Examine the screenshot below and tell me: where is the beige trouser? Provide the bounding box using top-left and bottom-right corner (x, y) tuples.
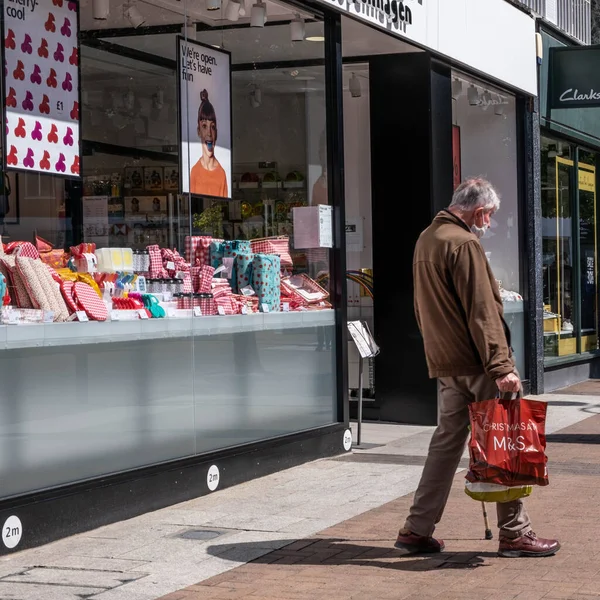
(404, 372), (532, 540)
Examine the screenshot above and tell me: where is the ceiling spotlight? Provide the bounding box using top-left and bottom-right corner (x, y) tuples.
(206, 0), (221, 10)
(349, 72), (361, 98)
(306, 36), (325, 42)
(93, 0), (110, 20)
(451, 78), (462, 100)
(226, 0), (241, 21)
(291, 13), (305, 41)
(182, 19), (196, 40)
(250, 85), (262, 108)
(124, 3), (145, 28)
(251, 1), (266, 27)
(467, 84), (479, 106)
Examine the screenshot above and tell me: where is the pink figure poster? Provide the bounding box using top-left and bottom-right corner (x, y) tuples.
(3, 0), (80, 177)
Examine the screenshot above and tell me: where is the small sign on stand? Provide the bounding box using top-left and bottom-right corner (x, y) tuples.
(347, 320), (379, 448)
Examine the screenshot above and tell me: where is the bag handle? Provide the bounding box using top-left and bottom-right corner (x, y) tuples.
(497, 391), (522, 401)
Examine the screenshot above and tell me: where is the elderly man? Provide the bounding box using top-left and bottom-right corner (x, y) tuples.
(395, 178), (559, 558)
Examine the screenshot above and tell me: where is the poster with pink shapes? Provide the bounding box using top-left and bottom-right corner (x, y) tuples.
(2, 0), (80, 177)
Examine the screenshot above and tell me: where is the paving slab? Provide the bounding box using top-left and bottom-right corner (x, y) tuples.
(157, 412), (600, 600)
(0, 394), (592, 600)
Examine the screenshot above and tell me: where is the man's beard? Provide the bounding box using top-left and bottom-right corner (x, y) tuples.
(471, 224), (488, 239)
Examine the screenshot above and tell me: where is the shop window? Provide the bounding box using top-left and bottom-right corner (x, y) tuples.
(541, 136), (600, 360)
(0, 1), (337, 499)
(451, 71), (525, 378)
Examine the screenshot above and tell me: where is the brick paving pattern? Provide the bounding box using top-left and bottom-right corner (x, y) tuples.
(159, 414), (600, 600)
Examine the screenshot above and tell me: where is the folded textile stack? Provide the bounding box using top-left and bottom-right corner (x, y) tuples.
(195, 265), (215, 294)
(251, 254), (281, 312)
(190, 266), (201, 292)
(232, 294), (259, 314)
(212, 278), (239, 315)
(185, 236), (218, 266)
(236, 252), (254, 294)
(216, 295), (238, 315)
(161, 248), (189, 278)
(210, 240), (251, 293)
(280, 285), (303, 311)
(147, 245), (168, 278)
(250, 236), (293, 268)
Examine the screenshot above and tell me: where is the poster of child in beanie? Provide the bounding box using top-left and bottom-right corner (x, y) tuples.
(178, 37), (232, 198)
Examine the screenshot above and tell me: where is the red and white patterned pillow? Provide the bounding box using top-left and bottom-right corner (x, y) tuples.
(60, 280), (80, 314)
(5, 241), (40, 260)
(73, 281), (108, 321)
(0, 255), (34, 308)
(16, 257), (70, 321)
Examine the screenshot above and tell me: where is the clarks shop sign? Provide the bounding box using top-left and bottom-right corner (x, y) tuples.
(321, 0), (426, 42)
(549, 45), (600, 109)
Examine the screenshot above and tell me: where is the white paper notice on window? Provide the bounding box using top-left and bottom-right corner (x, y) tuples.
(318, 205), (333, 248)
(82, 196), (109, 246)
(292, 205), (334, 249)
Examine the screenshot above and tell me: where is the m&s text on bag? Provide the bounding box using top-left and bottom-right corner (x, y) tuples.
(493, 435), (526, 452)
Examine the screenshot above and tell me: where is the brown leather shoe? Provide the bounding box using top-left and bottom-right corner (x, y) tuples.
(498, 531), (560, 558)
(394, 530), (445, 555)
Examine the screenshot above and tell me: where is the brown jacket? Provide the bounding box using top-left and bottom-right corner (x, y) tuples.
(413, 209), (514, 380)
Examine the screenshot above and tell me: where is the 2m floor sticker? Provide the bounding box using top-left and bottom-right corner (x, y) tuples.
(343, 429), (353, 451)
(2, 516), (22, 549)
(207, 465), (220, 492)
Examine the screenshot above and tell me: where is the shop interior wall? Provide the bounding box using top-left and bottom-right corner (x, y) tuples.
(233, 89), (307, 167)
(370, 52), (440, 426)
(453, 88), (520, 293)
(0, 174), (65, 245)
(452, 83), (525, 377)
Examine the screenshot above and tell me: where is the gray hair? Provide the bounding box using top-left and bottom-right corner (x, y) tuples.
(449, 177), (501, 213)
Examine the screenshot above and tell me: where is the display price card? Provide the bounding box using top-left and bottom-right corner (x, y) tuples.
(2, 0), (81, 176)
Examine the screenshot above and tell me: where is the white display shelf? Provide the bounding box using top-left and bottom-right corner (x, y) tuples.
(0, 310), (335, 351)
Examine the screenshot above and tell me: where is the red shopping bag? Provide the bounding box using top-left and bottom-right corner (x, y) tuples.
(466, 397), (549, 489)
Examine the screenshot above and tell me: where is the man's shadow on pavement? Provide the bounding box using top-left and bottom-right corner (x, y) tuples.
(206, 538), (496, 572)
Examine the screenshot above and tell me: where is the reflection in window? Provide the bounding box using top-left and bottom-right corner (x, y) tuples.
(451, 70), (525, 376)
(541, 138), (600, 359)
(579, 150), (598, 353)
(541, 138), (575, 357)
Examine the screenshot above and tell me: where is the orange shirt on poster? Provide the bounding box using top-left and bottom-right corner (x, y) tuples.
(190, 160), (228, 197)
